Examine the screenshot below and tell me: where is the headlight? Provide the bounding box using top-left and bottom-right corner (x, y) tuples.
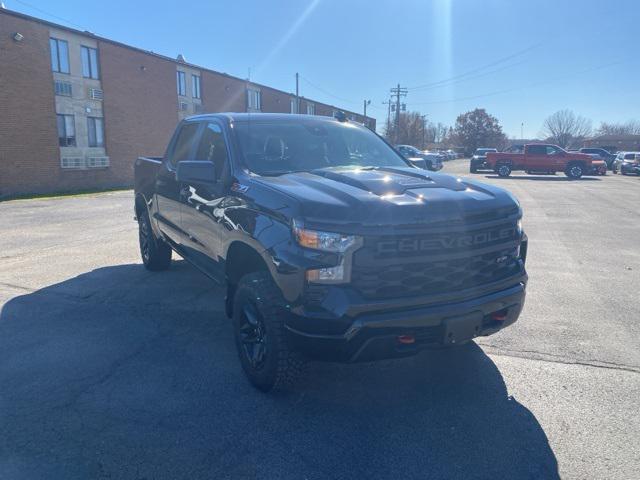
(293, 222), (358, 253)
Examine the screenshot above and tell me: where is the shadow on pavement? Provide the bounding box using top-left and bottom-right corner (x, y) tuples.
(0, 262), (558, 479)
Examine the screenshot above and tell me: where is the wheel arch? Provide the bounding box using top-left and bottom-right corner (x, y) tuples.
(224, 241), (271, 318)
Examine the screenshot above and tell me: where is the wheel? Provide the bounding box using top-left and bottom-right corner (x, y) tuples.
(496, 164), (512, 177)
(233, 271), (305, 392)
(426, 162), (433, 171)
(565, 163), (584, 179)
(138, 208), (172, 271)
(469, 165), (477, 173)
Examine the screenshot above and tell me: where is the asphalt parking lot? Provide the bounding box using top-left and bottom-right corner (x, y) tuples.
(1, 160), (639, 479)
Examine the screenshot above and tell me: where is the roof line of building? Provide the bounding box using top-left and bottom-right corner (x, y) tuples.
(0, 7), (366, 119)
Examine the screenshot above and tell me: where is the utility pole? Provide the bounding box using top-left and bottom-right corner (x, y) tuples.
(363, 99), (371, 126)
(421, 114), (428, 150)
(521, 122), (524, 139)
(389, 84), (408, 144)
(295, 72), (299, 113)
(382, 99), (392, 137)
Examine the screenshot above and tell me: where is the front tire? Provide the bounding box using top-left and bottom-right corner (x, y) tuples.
(469, 165), (477, 173)
(138, 208), (172, 271)
(232, 271), (305, 392)
(565, 163), (584, 179)
(496, 164), (512, 177)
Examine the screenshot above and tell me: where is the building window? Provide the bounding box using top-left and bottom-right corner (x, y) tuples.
(87, 117), (104, 147)
(81, 46), (100, 79)
(56, 114), (76, 147)
(247, 88), (261, 111)
(50, 38), (69, 74)
(54, 80), (72, 97)
(192, 74), (201, 99)
(306, 102), (315, 115)
(177, 71), (186, 96)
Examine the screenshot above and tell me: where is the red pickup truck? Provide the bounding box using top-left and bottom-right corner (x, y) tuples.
(486, 144), (594, 179)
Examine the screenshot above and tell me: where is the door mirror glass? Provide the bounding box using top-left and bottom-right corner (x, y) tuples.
(176, 160), (217, 184)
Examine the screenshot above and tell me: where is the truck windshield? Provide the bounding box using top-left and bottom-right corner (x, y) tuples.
(233, 120), (408, 175)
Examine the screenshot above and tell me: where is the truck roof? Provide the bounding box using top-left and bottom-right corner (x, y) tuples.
(184, 112), (346, 124)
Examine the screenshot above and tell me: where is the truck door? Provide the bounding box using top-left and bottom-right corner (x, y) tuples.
(155, 121), (200, 246)
(524, 144), (547, 170)
(545, 145), (566, 170)
(178, 121), (232, 282)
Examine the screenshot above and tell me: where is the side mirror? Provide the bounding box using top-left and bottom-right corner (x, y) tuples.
(176, 160), (216, 184)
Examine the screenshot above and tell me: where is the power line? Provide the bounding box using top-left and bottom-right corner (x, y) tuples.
(300, 75), (383, 111)
(407, 43), (541, 91)
(407, 59), (627, 106)
(410, 59), (527, 94)
(11, 0), (90, 31)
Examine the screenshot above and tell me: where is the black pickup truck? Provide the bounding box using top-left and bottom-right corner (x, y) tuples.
(134, 113), (528, 392)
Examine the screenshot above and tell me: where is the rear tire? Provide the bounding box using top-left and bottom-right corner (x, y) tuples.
(232, 271), (305, 392)
(469, 165), (477, 173)
(496, 164), (512, 177)
(138, 208), (172, 271)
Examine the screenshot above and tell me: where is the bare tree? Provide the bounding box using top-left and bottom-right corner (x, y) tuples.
(383, 111), (432, 148)
(541, 110), (592, 148)
(423, 122), (448, 145)
(596, 120), (640, 136)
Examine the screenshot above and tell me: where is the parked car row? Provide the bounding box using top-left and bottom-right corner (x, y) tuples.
(467, 144), (620, 178)
(395, 145), (443, 171)
(612, 152), (640, 175)
(469, 144), (600, 179)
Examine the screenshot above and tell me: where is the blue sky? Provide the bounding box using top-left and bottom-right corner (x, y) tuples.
(9, 0), (639, 137)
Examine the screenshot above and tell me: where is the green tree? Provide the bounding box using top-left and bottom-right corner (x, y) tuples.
(452, 108), (507, 154)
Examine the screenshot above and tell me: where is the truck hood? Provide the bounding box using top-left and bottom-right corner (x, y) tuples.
(253, 167), (519, 227)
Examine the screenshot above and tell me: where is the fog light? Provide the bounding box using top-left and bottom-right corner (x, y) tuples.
(397, 335), (415, 344)
(491, 309), (509, 321)
(306, 264), (345, 283)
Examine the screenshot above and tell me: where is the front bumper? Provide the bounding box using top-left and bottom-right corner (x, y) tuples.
(586, 164), (607, 175)
(285, 280), (526, 362)
(470, 158), (488, 169)
(621, 164), (640, 174)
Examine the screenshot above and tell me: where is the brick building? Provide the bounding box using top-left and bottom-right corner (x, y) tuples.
(0, 8), (374, 198)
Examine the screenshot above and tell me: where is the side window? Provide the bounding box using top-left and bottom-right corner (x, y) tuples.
(195, 123), (228, 179)
(624, 153), (635, 160)
(168, 123), (200, 166)
(545, 146), (560, 155)
(527, 145), (546, 155)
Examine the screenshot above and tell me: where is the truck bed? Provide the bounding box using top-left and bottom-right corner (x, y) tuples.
(134, 156), (163, 201)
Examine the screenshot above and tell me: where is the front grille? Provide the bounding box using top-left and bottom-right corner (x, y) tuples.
(351, 224), (521, 299)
